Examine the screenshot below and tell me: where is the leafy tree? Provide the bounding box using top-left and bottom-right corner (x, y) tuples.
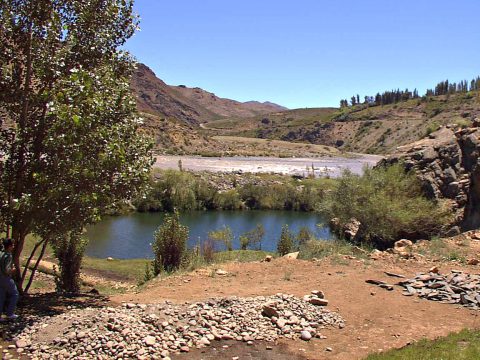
(0, 0), (153, 292)
(152, 211), (188, 274)
(277, 224), (294, 256)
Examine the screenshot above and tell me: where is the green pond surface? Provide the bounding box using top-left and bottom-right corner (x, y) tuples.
(85, 211), (334, 259)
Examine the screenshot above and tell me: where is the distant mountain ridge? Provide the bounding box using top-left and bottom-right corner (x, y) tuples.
(131, 63), (287, 125)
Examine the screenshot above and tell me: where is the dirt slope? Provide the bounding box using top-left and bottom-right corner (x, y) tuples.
(131, 63), (286, 126)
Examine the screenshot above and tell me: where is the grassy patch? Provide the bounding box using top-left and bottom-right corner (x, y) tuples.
(417, 237), (468, 263)
(366, 329), (480, 360)
(298, 239), (372, 261)
(213, 250), (271, 263)
(82, 257), (150, 281)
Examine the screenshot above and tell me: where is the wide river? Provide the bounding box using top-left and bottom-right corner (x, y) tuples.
(85, 211), (333, 259)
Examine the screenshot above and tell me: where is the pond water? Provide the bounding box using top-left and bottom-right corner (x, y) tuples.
(85, 211), (334, 259)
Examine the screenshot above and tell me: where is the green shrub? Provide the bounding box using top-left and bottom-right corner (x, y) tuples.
(208, 225), (234, 251)
(296, 227), (313, 247)
(318, 164), (450, 248)
(152, 211), (188, 274)
(201, 238), (216, 263)
(52, 231), (88, 293)
(214, 190), (244, 210)
(277, 224), (294, 255)
(239, 224), (265, 250)
(424, 121), (440, 137)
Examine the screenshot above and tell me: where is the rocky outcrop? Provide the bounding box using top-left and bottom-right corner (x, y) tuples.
(381, 121), (480, 231)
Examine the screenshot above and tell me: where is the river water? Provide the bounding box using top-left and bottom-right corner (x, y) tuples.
(85, 211), (333, 259)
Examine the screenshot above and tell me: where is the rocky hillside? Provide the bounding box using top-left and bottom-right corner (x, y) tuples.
(381, 120), (480, 231)
(131, 63), (286, 125)
(207, 92), (480, 155)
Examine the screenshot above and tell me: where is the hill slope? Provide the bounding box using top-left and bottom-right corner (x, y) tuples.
(131, 63), (286, 125)
(206, 92), (480, 154)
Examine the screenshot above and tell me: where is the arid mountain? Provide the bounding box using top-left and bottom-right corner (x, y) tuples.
(131, 63), (286, 125)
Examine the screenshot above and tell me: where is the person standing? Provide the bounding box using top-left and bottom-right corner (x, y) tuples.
(0, 238), (19, 320)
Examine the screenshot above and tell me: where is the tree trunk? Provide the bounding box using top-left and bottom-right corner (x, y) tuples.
(24, 239), (49, 294)
(12, 227), (28, 293)
(21, 238), (45, 284)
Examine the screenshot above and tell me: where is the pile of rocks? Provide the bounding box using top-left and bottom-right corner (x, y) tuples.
(4, 293), (344, 359)
(399, 270), (480, 309)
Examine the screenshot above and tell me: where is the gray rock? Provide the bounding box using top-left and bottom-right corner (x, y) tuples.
(300, 331), (312, 341)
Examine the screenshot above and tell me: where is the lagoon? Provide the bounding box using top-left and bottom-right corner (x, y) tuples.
(85, 210), (333, 259)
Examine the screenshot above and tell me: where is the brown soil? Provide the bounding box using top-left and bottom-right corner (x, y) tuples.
(113, 256), (480, 360)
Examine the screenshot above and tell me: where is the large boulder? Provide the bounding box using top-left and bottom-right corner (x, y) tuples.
(330, 217), (362, 241)
(380, 124), (480, 231)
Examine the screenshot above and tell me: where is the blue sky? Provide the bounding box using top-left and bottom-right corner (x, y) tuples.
(126, 1), (480, 109)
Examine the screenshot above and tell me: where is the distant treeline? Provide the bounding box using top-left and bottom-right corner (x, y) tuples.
(340, 75), (480, 108)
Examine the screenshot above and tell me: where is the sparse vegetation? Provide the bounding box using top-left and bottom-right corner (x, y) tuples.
(239, 224), (265, 250)
(366, 329), (480, 360)
(298, 239), (371, 261)
(208, 226), (234, 251)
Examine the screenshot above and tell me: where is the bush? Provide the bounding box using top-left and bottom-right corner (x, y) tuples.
(52, 231), (88, 293)
(214, 190), (244, 210)
(152, 211), (189, 274)
(201, 238), (216, 263)
(208, 226), (233, 251)
(239, 224), (265, 250)
(318, 164), (450, 248)
(296, 227), (313, 247)
(277, 224), (294, 255)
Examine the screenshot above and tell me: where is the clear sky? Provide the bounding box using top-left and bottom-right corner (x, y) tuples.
(125, 1), (480, 109)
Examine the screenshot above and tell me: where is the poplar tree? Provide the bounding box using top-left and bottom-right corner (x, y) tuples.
(0, 0), (153, 292)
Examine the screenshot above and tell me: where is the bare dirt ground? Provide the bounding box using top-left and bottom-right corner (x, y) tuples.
(113, 255), (480, 360)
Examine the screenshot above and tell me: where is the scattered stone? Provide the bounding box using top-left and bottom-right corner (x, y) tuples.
(384, 271), (406, 278)
(311, 290), (325, 298)
(6, 293), (344, 359)
(144, 335), (156, 346)
(300, 331), (312, 341)
(262, 302), (280, 318)
(283, 252), (299, 260)
(365, 279), (394, 291)
(399, 270), (480, 309)
(263, 255), (273, 262)
(309, 298), (329, 306)
(393, 239), (413, 255)
(215, 269), (228, 276)
(467, 259), (479, 265)
(106, 257), (114, 261)
(14, 340), (27, 349)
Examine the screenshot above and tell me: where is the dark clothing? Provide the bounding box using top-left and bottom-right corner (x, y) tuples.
(0, 275), (18, 316)
(0, 251), (18, 316)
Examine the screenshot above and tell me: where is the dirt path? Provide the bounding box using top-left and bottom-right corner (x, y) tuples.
(113, 257), (480, 360)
